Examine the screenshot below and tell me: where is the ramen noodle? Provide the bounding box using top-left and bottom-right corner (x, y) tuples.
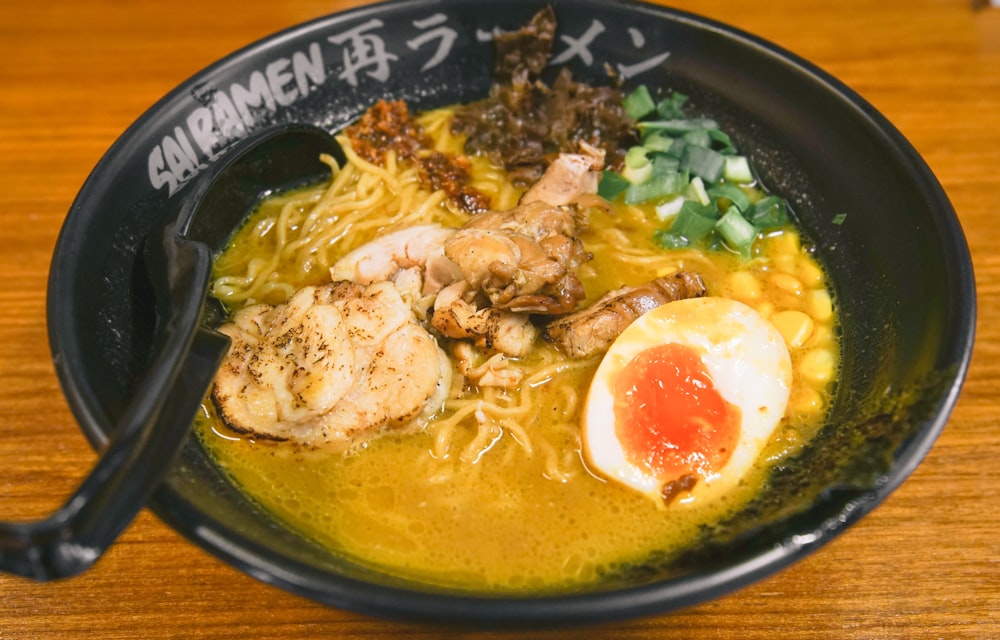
(195, 95), (840, 592)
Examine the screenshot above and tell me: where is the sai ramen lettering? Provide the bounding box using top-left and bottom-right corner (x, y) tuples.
(147, 13), (671, 196)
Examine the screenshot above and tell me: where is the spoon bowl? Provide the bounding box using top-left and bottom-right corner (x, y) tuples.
(0, 123), (342, 580)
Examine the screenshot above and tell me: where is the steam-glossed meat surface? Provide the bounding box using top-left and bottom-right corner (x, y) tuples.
(520, 144), (605, 207)
(212, 280), (451, 448)
(444, 200), (592, 314)
(430, 280), (539, 357)
(330, 223), (458, 294)
(544, 272), (708, 358)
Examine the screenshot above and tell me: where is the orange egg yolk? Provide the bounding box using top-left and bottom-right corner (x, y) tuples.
(613, 342), (741, 486)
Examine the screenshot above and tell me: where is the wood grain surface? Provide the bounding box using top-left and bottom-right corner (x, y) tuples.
(1, 1), (997, 638)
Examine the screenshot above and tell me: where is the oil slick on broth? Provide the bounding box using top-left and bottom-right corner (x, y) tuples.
(193, 103), (839, 592)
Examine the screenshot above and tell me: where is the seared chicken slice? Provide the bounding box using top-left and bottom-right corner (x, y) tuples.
(520, 144), (605, 207)
(212, 280), (451, 448)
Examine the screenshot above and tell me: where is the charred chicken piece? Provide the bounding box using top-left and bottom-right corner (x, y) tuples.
(543, 272), (707, 358)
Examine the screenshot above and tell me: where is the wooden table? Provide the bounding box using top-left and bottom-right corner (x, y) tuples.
(1, 0), (997, 637)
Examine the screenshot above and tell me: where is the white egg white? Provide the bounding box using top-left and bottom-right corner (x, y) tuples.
(582, 296), (792, 508)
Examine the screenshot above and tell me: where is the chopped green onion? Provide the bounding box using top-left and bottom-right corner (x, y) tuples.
(653, 230), (691, 249)
(598, 170), (630, 201)
(663, 138), (687, 160)
(832, 212), (848, 225)
(681, 128), (712, 149)
(707, 129), (736, 155)
(655, 195), (686, 220)
(625, 145), (650, 169)
(621, 163), (652, 185)
(669, 200), (719, 243)
(600, 88), (797, 264)
(624, 170), (689, 204)
(623, 85), (656, 121)
(638, 118), (720, 137)
(724, 155), (753, 183)
(746, 196), (789, 229)
(643, 132), (673, 153)
(650, 154), (680, 177)
(656, 91), (688, 119)
(716, 207), (757, 258)
(707, 183), (751, 214)
(685, 176), (710, 206)
(622, 146), (652, 184)
(681, 145), (725, 183)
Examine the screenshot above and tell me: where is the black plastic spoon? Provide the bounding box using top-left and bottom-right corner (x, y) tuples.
(0, 123), (343, 580)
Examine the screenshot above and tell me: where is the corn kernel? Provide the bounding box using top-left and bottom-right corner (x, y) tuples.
(755, 301), (775, 319)
(799, 348), (837, 384)
(769, 230), (801, 255)
(772, 310), (814, 348)
(770, 273), (803, 296)
(774, 252), (797, 274)
(728, 271), (762, 302)
(789, 386), (824, 417)
(805, 324), (834, 348)
(797, 260), (825, 288)
(807, 289), (833, 322)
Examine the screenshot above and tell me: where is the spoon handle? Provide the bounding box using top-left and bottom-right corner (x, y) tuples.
(0, 236), (229, 580)
(3, 122), (339, 580)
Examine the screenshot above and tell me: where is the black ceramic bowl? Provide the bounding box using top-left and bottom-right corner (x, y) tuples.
(41, 0), (974, 627)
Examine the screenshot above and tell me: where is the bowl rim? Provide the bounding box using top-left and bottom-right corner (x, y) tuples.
(46, 0), (976, 626)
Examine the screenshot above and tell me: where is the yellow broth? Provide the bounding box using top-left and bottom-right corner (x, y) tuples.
(196, 109), (839, 593)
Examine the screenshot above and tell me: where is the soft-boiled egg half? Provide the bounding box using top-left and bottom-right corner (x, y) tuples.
(582, 296), (792, 508)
